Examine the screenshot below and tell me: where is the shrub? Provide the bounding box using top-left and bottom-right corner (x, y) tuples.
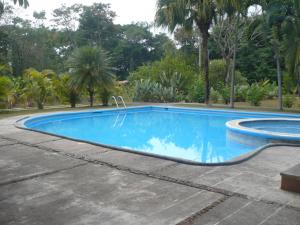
(53, 74), (80, 108)
(129, 54), (196, 95)
(209, 59), (247, 90)
(210, 88), (220, 103)
(188, 78), (205, 103)
(23, 68), (53, 109)
(283, 72), (295, 94)
(218, 85), (230, 104)
(235, 85), (249, 102)
(263, 81), (278, 99)
(246, 83), (266, 106)
(283, 94), (295, 108)
(99, 87), (112, 106)
(133, 79), (176, 103)
(0, 76), (13, 109)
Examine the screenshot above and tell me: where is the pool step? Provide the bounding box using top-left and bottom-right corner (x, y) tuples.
(280, 163), (300, 193)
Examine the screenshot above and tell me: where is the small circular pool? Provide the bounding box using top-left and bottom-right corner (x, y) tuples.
(226, 118), (300, 143)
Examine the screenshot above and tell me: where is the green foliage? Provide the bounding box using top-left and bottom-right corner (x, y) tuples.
(68, 46), (114, 107)
(98, 86), (113, 106)
(188, 78), (205, 103)
(133, 79), (175, 103)
(218, 85), (231, 104)
(78, 3), (117, 48)
(246, 83), (266, 106)
(283, 94), (295, 108)
(53, 73), (80, 108)
(210, 88), (220, 103)
(22, 68), (53, 109)
(263, 81), (278, 99)
(0, 76), (13, 108)
(235, 85), (249, 102)
(0, 64), (12, 76)
(283, 0), (300, 89)
(129, 54), (196, 95)
(209, 59), (247, 89)
(209, 59), (227, 89)
(283, 72), (296, 94)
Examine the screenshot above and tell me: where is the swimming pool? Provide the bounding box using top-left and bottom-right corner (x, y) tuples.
(18, 106), (300, 165)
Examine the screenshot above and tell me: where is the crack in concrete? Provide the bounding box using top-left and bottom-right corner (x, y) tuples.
(0, 162), (88, 186)
(1, 135), (300, 213)
(0, 143), (18, 148)
(176, 195), (230, 225)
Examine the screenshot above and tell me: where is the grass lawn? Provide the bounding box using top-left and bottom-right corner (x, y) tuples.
(1, 99), (300, 120)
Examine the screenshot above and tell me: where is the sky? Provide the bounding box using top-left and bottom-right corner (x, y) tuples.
(22, 0), (158, 25)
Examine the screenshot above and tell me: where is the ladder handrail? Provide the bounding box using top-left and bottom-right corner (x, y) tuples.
(117, 96), (127, 109)
(112, 96), (119, 108)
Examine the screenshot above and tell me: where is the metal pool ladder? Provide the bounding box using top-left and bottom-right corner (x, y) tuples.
(112, 96), (127, 109)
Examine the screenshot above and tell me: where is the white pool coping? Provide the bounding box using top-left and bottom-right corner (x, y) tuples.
(226, 118), (300, 141)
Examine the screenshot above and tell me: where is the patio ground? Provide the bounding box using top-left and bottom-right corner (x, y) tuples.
(0, 114), (300, 225)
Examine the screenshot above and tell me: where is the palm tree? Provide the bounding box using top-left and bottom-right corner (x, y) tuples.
(283, 0), (300, 96)
(246, 0), (291, 110)
(155, 0), (216, 104)
(214, 0), (243, 108)
(13, 0), (29, 8)
(263, 0), (292, 110)
(68, 46), (114, 107)
(0, 0), (29, 17)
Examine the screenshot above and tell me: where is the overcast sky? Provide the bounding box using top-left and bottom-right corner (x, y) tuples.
(22, 0), (158, 25)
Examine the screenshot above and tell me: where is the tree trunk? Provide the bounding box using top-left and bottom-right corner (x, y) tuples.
(202, 31), (210, 105)
(230, 15), (239, 109)
(296, 68), (300, 97)
(225, 57), (231, 85)
(70, 91), (77, 108)
(37, 101), (43, 110)
(198, 34), (202, 73)
(88, 89), (94, 107)
(230, 46), (236, 108)
(276, 52), (283, 110)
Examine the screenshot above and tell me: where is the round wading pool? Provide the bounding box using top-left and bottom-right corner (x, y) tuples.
(16, 106), (300, 165)
(226, 118), (300, 145)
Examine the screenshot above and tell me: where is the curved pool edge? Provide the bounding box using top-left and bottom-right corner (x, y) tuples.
(226, 118), (300, 142)
(13, 105), (300, 166)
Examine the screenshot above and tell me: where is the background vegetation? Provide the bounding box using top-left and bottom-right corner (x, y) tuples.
(0, 0), (300, 111)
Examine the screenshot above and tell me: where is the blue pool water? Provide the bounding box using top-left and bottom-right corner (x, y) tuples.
(23, 106), (300, 164)
(242, 120), (300, 134)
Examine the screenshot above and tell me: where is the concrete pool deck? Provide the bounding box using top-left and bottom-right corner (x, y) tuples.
(0, 114), (300, 224)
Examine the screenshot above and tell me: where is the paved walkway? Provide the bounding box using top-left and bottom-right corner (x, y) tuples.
(0, 114), (300, 225)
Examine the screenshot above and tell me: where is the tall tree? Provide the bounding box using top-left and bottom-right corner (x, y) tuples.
(263, 0), (292, 110)
(215, 0), (245, 108)
(77, 3), (117, 49)
(283, 0), (300, 96)
(68, 46), (114, 107)
(155, 0), (216, 104)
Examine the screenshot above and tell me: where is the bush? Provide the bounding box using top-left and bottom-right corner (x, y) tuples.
(188, 78), (205, 103)
(218, 85), (230, 104)
(246, 83), (266, 106)
(283, 94), (295, 108)
(235, 85), (249, 102)
(129, 54), (196, 95)
(133, 79), (176, 103)
(23, 68), (53, 109)
(283, 72), (295, 94)
(263, 81), (278, 99)
(0, 76), (13, 109)
(209, 59), (247, 90)
(210, 88), (220, 103)
(99, 87), (112, 106)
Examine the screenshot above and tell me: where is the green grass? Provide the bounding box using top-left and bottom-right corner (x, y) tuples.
(174, 99), (300, 114)
(0, 105), (114, 120)
(1, 99), (300, 120)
